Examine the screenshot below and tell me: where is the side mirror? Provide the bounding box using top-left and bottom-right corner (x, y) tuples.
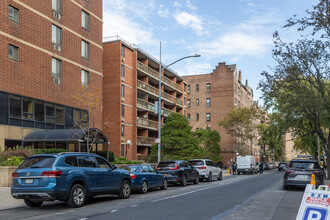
(112, 165), (117, 170)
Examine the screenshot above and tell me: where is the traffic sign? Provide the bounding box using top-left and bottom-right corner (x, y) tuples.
(155, 138), (160, 144)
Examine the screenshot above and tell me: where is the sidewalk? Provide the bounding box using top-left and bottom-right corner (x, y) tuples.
(0, 187), (25, 210)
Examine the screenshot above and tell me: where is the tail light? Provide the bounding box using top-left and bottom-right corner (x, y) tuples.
(198, 166), (207, 169)
(41, 171), (62, 177)
(156, 168), (161, 170)
(130, 173), (136, 179)
(12, 172), (18, 178)
(250, 164), (252, 168)
(286, 169), (294, 173)
(170, 163), (179, 170)
(314, 171), (323, 175)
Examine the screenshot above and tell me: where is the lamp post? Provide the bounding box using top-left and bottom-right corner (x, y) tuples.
(157, 42), (201, 163)
(125, 140), (131, 159)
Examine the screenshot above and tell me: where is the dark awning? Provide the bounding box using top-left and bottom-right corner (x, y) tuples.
(23, 128), (109, 143)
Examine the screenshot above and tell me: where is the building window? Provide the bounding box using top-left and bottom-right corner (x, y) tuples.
(121, 144), (125, 157)
(52, 25), (61, 46)
(10, 96), (21, 118)
(9, 6), (19, 22)
(121, 44), (125, 57)
(184, 110), (186, 116)
(121, 104), (125, 117)
(184, 97), (186, 105)
(52, 0), (62, 13)
(196, 113), (199, 121)
(9, 44), (19, 60)
(184, 84), (186, 92)
(187, 114), (190, 121)
(81, 10), (89, 31)
(121, 65), (125, 78)
(23, 99), (34, 119)
(81, 40), (89, 59)
(196, 99), (199, 106)
(206, 83), (211, 93)
(206, 98), (211, 107)
(56, 106), (64, 124)
(52, 58), (61, 78)
(196, 84), (199, 91)
(35, 101), (44, 121)
(187, 99), (190, 108)
(81, 70), (89, 86)
(121, 85), (125, 97)
(206, 113), (211, 122)
(121, 124), (125, 137)
(46, 103), (55, 123)
(188, 85), (190, 94)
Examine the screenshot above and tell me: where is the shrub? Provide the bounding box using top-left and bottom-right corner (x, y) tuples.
(34, 149), (68, 154)
(113, 156), (141, 164)
(0, 156), (24, 166)
(92, 151), (115, 162)
(0, 146), (33, 159)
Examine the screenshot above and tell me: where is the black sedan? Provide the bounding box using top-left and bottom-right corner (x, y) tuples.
(156, 161), (199, 186)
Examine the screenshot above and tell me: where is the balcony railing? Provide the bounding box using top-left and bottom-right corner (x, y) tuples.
(137, 98), (175, 117)
(162, 76), (183, 91)
(137, 136), (156, 146)
(137, 117), (158, 130)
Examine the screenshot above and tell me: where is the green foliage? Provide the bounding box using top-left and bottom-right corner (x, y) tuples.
(92, 151), (115, 162)
(113, 156), (141, 164)
(34, 149), (69, 154)
(193, 128), (222, 162)
(0, 156), (24, 166)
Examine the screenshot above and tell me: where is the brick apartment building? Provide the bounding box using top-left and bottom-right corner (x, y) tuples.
(183, 63), (255, 167)
(0, 0), (103, 150)
(103, 37), (187, 161)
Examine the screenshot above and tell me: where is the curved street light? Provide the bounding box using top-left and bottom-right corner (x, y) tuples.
(157, 42), (201, 162)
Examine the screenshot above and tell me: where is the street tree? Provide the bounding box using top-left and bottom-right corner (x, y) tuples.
(193, 128), (222, 162)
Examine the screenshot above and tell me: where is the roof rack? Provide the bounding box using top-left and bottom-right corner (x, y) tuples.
(58, 152), (98, 156)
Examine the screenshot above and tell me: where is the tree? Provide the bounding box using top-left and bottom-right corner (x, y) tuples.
(218, 106), (260, 155)
(193, 128), (222, 162)
(150, 113), (205, 161)
(258, 0), (330, 176)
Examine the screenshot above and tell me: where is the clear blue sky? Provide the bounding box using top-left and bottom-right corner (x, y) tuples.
(103, 0), (318, 103)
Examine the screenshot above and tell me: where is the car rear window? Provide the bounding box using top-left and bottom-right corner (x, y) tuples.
(157, 162), (176, 168)
(189, 160), (204, 166)
(18, 156), (56, 169)
(279, 163), (287, 167)
(121, 166), (138, 172)
(289, 161), (320, 169)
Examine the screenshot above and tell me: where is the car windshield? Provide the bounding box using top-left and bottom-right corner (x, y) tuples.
(157, 162), (176, 168)
(279, 164), (286, 167)
(17, 156), (56, 169)
(289, 162), (320, 169)
(189, 160), (204, 166)
(120, 166), (138, 172)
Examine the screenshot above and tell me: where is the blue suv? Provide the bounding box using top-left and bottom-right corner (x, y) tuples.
(11, 153), (132, 208)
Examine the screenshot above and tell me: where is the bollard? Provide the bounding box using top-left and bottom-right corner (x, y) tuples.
(310, 174), (316, 185)
(229, 168), (232, 174)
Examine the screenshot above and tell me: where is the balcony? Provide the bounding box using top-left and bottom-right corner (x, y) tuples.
(137, 136), (156, 146)
(162, 76), (183, 92)
(137, 98), (175, 117)
(137, 117), (158, 130)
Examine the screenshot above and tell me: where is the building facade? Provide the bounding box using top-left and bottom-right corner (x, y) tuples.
(0, 0), (103, 150)
(103, 37), (187, 161)
(183, 62), (254, 167)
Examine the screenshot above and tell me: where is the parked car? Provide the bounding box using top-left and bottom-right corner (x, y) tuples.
(120, 164), (168, 193)
(156, 161), (199, 186)
(11, 153), (132, 208)
(236, 156), (258, 174)
(268, 162), (275, 170)
(189, 159), (222, 182)
(283, 158), (324, 190)
(278, 162), (287, 171)
(264, 162), (270, 170)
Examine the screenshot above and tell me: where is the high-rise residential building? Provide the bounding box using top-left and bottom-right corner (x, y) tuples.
(183, 62), (254, 167)
(103, 36), (187, 161)
(0, 0), (103, 150)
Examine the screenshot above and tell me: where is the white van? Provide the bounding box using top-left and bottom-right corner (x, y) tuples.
(236, 156), (258, 174)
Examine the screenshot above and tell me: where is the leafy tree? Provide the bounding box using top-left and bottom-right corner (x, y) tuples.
(218, 106), (260, 155)
(193, 128), (222, 162)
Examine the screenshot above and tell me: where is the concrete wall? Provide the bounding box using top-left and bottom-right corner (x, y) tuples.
(0, 125), (36, 150)
(0, 166), (17, 187)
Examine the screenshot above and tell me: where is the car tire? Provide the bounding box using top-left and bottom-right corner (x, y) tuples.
(207, 172), (212, 182)
(118, 180), (131, 199)
(161, 179), (168, 190)
(193, 174), (199, 184)
(180, 175), (187, 186)
(139, 180), (148, 194)
(283, 184), (289, 190)
(238, 172), (240, 175)
(67, 184), (86, 208)
(217, 172), (222, 181)
(24, 199), (43, 207)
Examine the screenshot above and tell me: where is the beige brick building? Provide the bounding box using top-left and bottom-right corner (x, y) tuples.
(183, 62), (254, 166)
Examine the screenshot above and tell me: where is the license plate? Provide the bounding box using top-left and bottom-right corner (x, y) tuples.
(295, 175), (310, 181)
(25, 179), (33, 184)
(164, 174), (168, 176)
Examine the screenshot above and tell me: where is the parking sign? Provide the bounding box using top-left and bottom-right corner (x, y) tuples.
(303, 207), (328, 220)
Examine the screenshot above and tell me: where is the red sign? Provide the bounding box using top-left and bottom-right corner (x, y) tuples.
(306, 197), (330, 207)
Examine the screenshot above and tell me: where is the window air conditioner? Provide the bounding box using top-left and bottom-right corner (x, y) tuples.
(54, 12), (61, 19)
(53, 77), (61, 84)
(53, 44), (61, 52)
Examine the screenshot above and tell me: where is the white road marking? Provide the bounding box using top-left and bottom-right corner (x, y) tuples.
(130, 205), (138, 207)
(111, 210), (118, 213)
(78, 218), (87, 220)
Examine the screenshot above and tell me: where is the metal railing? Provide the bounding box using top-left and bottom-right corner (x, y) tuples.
(162, 76), (183, 91)
(137, 136), (156, 146)
(137, 117), (158, 130)
(137, 98), (175, 117)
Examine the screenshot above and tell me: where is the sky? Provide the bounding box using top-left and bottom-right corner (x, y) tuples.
(102, 0), (318, 103)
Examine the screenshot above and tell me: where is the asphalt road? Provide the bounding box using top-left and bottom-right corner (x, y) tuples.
(0, 170), (305, 220)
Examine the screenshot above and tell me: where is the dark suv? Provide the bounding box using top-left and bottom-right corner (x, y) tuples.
(11, 153), (132, 208)
(283, 158), (324, 190)
(156, 161), (199, 186)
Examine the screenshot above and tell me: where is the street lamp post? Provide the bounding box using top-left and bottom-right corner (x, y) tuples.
(157, 42), (200, 163)
(125, 140), (131, 159)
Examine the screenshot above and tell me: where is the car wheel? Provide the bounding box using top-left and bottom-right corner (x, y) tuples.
(193, 174), (199, 184)
(238, 172), (240, 175)
(24, 199), (43, 207)
(118, 180), (131, 199)
(217, 172), (222, 181)
(180, 175), (187, 186)
(283, 183), (288, 190)
(139, 180), (148, 194)
(207, 172), (212, 182)
(161, 179), (168, 190)
(67, 184), (86, 208)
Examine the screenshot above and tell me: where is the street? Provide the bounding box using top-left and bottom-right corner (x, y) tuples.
(0, 170), (306, 220)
